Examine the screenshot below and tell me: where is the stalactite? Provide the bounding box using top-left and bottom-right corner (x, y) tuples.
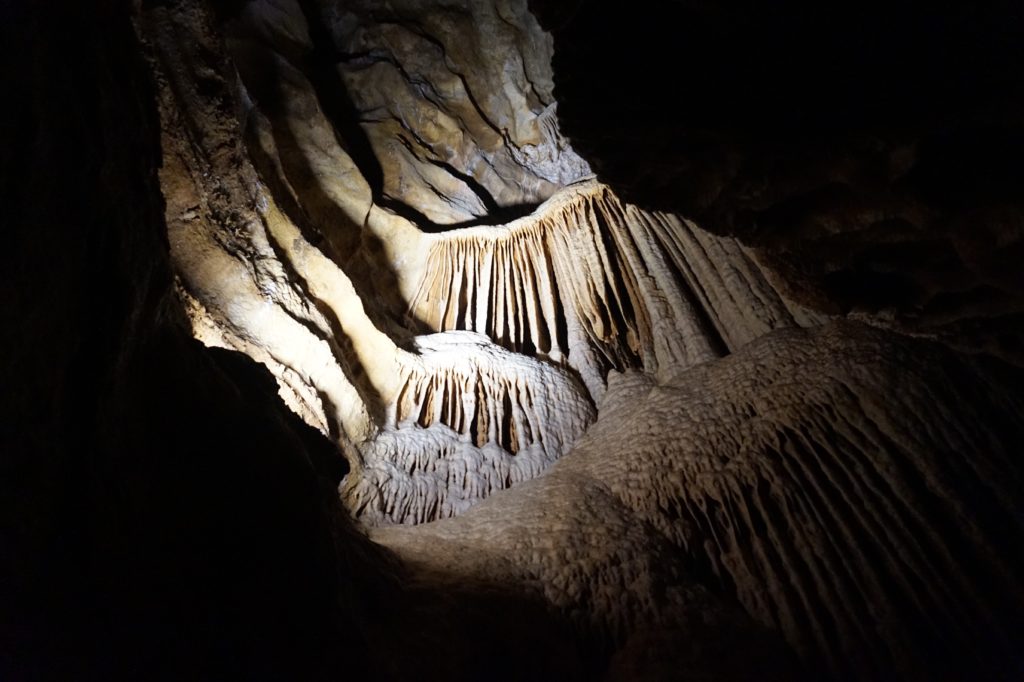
(409, 181), (818, 397)
(342, 331), (595, 525)
(147, 0), (820, 529)
(126, 3), (1024, 677)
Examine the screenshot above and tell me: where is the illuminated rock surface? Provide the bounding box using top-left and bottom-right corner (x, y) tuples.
(3, 0), (1024, 680)
(148, 0), (823, 526)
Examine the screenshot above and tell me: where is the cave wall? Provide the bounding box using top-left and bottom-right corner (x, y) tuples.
(144, 0), (830, 527)
(1, 1), (375, 678)
(4, 0), (1024, 680)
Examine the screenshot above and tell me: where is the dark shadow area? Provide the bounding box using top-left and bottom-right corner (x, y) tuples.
(295, 0), (385, 199)
(1, 5), (370, 680)
(226, 47), (395, 425)
(206, 346), (350, 484)
(378, 194), (540, 232)
(543, 0), (1024, 361)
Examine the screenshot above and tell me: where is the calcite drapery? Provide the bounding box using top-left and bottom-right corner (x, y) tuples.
(149, 0), (821, 525)
(133, 0), (1024, 677)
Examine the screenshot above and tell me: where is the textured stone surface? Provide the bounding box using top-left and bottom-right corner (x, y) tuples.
(145, 0), (824, 526)
(376, 321), (1024, 679)
(411, 182), (824, 397)
(5, 0), (1024, 680)
(231, 0), (589, 230)
(139, 0), (1024, 676)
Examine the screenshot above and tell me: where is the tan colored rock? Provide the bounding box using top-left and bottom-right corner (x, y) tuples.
(411, 181), (824, 397)
(146, 0), (821, 524)
(11, 1), (1024, 680)
(137, 0), (1024, 678)
(375, 322), (1024, 678)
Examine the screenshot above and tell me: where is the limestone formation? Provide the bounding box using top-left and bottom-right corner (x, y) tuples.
(345, 331), (595, 526)
(410, 182), (824, 396)
(375, 321), (1024, 679)
(5, 0), (1024, 680)
(147, 0), (830, 527)
(130, 0), (1024, 676)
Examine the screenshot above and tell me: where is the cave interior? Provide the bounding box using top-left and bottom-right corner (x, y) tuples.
(3, 0), (1024, 680)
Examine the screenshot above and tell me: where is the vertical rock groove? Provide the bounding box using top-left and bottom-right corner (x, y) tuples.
(411, 182), (818, 395)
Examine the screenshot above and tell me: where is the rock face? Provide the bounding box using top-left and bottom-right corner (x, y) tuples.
(230, 0), (589, 231)
(376, 322), (1024, 680)
(145, 0), (822, 526)
(4, 0), (1024, 680)
(314, 0), (591, 224)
